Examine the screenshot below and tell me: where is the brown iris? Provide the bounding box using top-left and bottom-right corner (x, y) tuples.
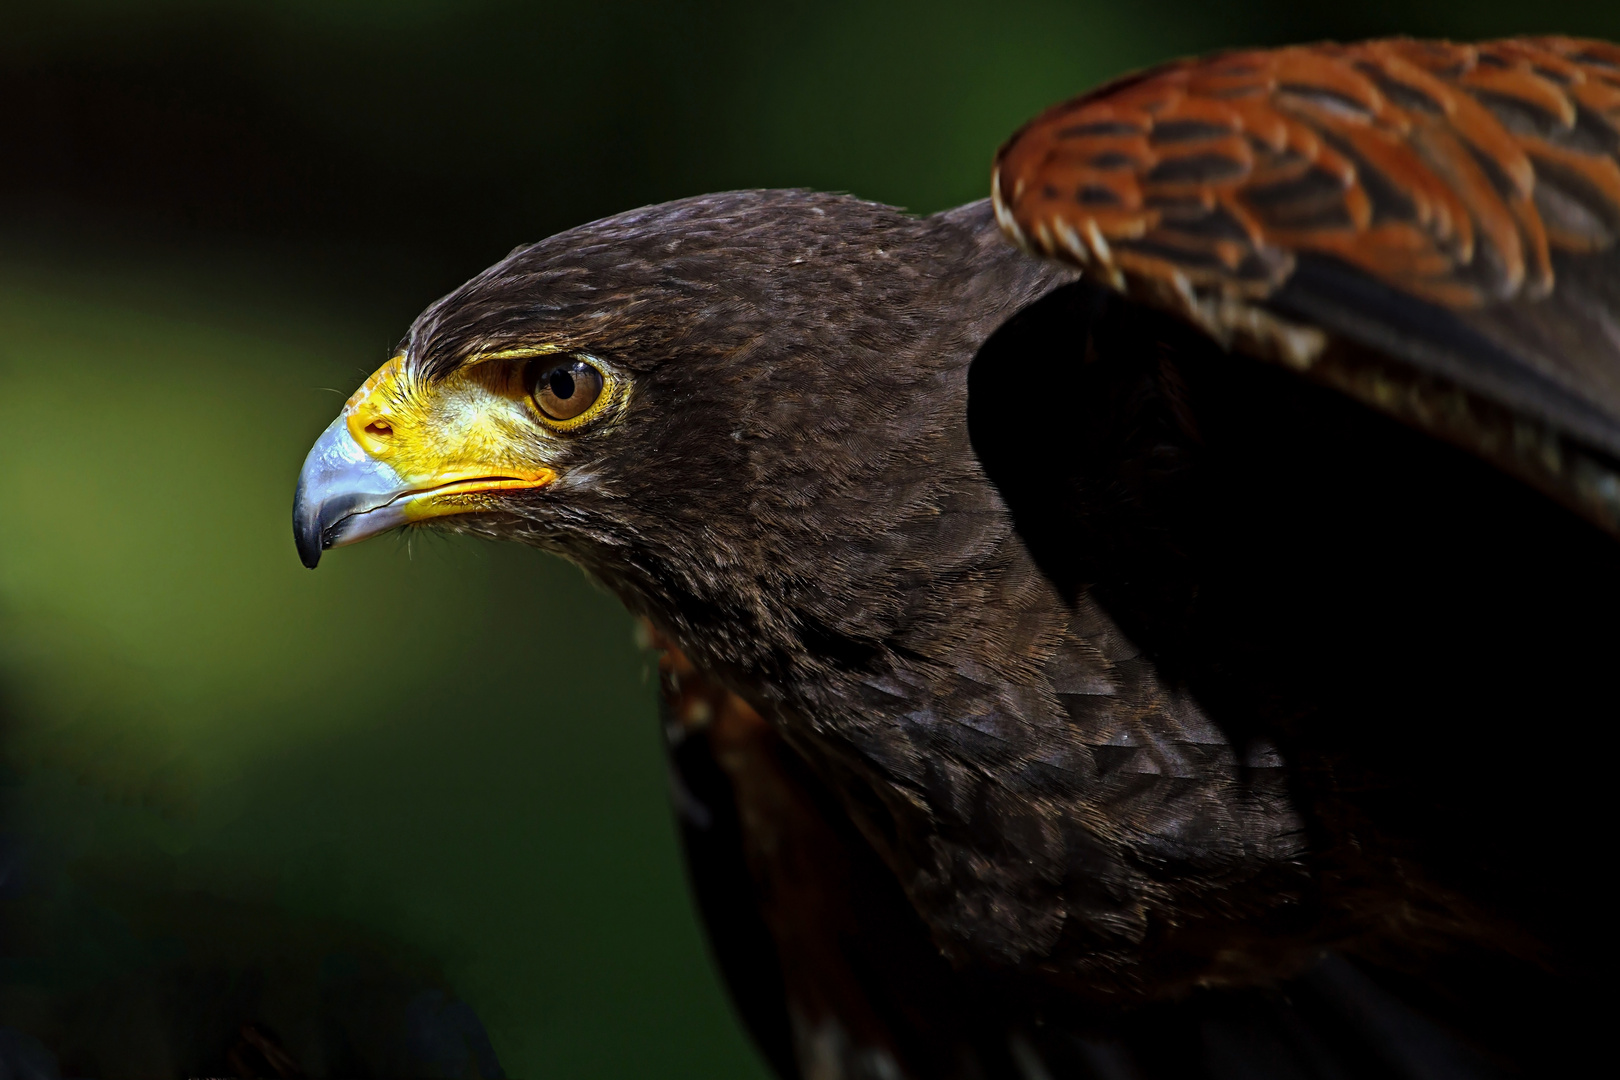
(527, 358), (605, 422)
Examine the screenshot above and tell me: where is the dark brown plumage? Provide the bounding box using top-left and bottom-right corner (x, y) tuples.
(294, 36), (1620, 1080)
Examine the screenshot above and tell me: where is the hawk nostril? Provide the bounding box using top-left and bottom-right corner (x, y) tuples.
(365, 420), (393, 438)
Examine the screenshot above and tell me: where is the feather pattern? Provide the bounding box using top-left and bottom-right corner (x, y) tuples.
(994, 36), (1620, 536)
(994, 37), (1620, 312)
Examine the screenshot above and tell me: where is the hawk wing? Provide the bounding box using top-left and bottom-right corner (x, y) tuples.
(994, 36), (1620, 533)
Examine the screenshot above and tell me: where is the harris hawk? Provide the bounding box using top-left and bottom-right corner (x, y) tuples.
(294, 37), (1620, 1080)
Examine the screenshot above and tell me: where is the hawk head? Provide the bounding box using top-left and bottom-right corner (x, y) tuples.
(293, 190), (1062, 670)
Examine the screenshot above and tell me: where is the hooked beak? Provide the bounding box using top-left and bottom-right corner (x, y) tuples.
(293, 415), (416, 568)
(293, 357), (557, 568)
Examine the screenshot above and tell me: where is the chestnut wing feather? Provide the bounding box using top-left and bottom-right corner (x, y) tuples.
(994, 36), (1620, 532)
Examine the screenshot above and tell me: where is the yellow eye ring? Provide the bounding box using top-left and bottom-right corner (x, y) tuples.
(524, 356), (617, 431)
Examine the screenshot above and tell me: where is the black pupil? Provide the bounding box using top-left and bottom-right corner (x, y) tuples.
(549, 367), (577, 400)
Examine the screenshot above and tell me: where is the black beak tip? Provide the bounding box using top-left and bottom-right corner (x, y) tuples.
(296, 526), (324, 569)
(294, 487), (325, 569)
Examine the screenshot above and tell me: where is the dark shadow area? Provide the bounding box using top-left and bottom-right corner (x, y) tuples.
(0, 816), (502, 1078)
(968, 281), (1615, 1072)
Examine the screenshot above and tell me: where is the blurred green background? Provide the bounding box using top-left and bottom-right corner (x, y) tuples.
(3, 1), (1617, 1077)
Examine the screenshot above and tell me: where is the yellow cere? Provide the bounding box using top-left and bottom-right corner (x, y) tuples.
(342, 354), (559, 519)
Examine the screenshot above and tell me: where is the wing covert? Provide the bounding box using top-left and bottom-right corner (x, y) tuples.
(994, 36), (1620, 533)
(995, 36), (1620, 315)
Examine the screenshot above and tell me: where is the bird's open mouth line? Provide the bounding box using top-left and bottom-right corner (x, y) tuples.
(318, 473), (556, 549)
(387, 474), (557, 503)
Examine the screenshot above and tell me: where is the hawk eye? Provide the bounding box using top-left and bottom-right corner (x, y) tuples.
(527, 358), (605, 423)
